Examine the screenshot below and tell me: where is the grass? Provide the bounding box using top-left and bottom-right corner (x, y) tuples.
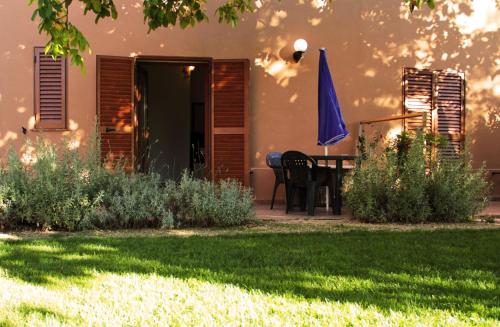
(0, 225), (498, 326)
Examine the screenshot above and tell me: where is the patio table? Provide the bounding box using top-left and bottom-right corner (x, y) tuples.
(311, 154), (356, 215)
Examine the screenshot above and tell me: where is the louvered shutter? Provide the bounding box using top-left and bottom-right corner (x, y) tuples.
(436, 71), (465, 157)
(34, 47), (66, 129)
(97, 56), (135, 169)
(403, 67), (465, 157)
(403, 68), (433, 132)
(212, 60), (250, 185)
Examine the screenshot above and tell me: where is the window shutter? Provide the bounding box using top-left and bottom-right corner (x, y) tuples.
(97, 56), (135, 169)
(436, 71), (465, 157)
(212, 60), (250, 185)
(34, 47), (66, 129)
(403, 67), (433, 132)
(403, 67), (465, 157)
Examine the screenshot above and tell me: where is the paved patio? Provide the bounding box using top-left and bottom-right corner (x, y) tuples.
(480, 201), (500, 217)
(255, 201), (500, 222)
(255, 203), (351, 221)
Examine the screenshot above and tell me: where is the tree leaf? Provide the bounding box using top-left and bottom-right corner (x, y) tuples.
(90, 0), (101, 12)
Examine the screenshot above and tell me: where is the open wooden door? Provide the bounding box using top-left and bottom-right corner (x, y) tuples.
(97, 56), (135, 169)
(212, 59), (250, 186)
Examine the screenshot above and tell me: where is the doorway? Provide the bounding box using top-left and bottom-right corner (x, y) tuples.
(97, 56), (249, 185)
(135, 59), (210, 180)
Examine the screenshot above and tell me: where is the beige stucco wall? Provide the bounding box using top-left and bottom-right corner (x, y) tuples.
(0, 0), (499, 200)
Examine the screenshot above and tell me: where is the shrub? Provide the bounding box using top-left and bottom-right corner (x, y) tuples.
(342, 150), (392, 223)
(385, 133), (431, 223)
(0, 140), (103, 230)
(215, 179), (254, 226)
(0, 137), (252, 231)
(344, 132), (489, 223)
(427, 148), (489, 222)
(165, 171), (254, 227)
(84, 172), (173, 229)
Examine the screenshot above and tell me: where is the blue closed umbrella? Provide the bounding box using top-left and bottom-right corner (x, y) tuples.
(318, 48), (349, 146)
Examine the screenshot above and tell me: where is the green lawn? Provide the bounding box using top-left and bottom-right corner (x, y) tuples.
(0, 226), (498, 326)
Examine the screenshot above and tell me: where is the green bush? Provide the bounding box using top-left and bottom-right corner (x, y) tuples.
(0, 137), (253, 231)
(215, 179), (254, 226)
(84, 172), (173, 229)
(344, 132), (489, 223)
(427, 150), (489, 222)
(385, 133), (431, 223)
(165, 171), (254, 227)
(0, 139), (103, 230)
(341, 151), (391, 223)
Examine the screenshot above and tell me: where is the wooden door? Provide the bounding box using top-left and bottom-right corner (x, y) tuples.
(212, 60), (250, 185)
(96, 56), (135, 169)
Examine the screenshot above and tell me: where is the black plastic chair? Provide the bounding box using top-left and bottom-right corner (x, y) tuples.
(266, 152), (284, 209)
(281, 151), (333, 216)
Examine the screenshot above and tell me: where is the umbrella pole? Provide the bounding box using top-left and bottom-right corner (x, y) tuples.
(325, 146), (329, 211)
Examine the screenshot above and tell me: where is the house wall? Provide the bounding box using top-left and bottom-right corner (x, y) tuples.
(0, 0), (498, 200)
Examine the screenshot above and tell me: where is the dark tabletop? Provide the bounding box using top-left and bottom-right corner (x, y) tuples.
(311, 154), (357, 161)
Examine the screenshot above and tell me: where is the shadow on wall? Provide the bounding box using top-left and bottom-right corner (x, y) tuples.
(246, 0), (498, 170)
(0, 0), (497, 173)
(356, 0), (499, 169)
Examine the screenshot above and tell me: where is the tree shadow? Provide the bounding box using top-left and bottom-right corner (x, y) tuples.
(18, 304), (70, 320)
(0, 303), (72, 326)
(0, 229), (498, 319)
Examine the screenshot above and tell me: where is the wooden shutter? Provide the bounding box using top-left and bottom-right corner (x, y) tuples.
(97, 56), (135, 169)
(34, 47), (66, 129)
(212, 60), (250, 185)
(403, 68), (433, 132)
(436, 70), (465, 157)
(403, 67), (465, 157)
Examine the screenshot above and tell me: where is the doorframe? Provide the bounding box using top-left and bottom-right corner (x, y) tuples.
(134, 55), (213, 179)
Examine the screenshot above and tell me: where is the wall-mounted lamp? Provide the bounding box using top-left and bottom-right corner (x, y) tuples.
(293, 38), (308, 62)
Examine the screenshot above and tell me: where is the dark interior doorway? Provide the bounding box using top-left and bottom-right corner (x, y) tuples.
(135, 59), (210, 180)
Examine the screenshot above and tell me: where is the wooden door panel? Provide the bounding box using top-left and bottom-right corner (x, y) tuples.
(212, 60), (249, 185)
(97, 56), (135, 169)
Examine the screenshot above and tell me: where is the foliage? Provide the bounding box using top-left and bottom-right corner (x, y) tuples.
(344, 132), (490, 223)
(342, 146), (392, 223)
(0, 137), (252, 231)
(385, 132), (431, 223)
(164, 171), (254, 227)
(405, 0), (436, 12)
(83, 171), (173, 229)
(0, 228), (499, 325)
(0, 139), (104, 230)
(427, 147), (490, 222)
(28, 0), (436, 69)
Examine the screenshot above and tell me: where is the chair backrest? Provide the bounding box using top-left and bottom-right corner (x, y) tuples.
(281, 151), (318, 187)
(266, 152), (282, 169)
(266, 152), (284, 183)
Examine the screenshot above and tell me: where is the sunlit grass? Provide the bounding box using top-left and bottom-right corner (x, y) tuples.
(0, 228), (498, 326)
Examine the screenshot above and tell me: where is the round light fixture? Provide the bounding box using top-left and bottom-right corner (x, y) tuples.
(293, 39), (308, 52)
